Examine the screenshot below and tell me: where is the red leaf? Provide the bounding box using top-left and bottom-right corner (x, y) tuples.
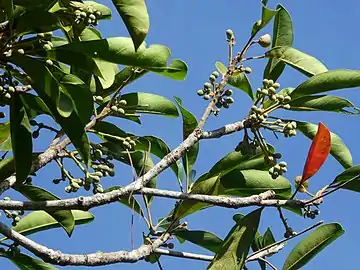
(301, 122), (331, 182)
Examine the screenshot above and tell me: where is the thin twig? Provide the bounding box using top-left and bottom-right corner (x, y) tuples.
(154, 248), (213, 262)
(258, 257), (277, 270)
(247, 221), (323, 260)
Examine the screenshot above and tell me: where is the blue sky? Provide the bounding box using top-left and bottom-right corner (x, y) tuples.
(2, 0), (360, 269)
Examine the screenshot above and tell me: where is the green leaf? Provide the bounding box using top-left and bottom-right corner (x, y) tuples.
(173, 149), (276, 220)
(10, 94), (32, 183)
(104, 186), (145, 218)
(252, 5), (278, 36)
(21, 93), (51, 119)
(290, 69), (360, 99)
(1, 210), (94, 241)
(14, 9), (59, 35)
(174, 97), (199, 184)
(330, 165), (360, 192)
(94, 59), (120, 89)
(84, 1), (111, 20)
(262, 227), (276, 247)
(283, 223), (344, 270)
(207, 208), (263, 270)
(0, 121), (11, 151)
(174, 229), (223, 253)
(121, 92), (179, 117)
(13, 0), (56, 10)
(264, 4), (293, 81)
(51, 37), (187, 80)
(3, 252), (57, 270)
(136, 136), (183, 182)
(296, 121), (352, 169)
(2, 0), (14, 25)
(0, 157), (15, 182)
(265, 46), (327, 77)
(111, 0), (149, 50)
(98, 66), (147, 97)
(174, 175), (220, 220)
(15, 185), (75, 237)
(220, 169), (292, 198)
(215, 61), (253, 100)
(208, 146), (274, 178)
(288, 95), (360, 114)
(10, 55), (91, 167)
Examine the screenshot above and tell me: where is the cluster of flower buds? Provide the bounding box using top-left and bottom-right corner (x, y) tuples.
(235, 139), (258, 157)
(110, 99), (127, 115)
(248, 105), (268, 126)
(3, 197), (25, 226)
(268, 161), (288, 179)
(283, 121), (297, 137)
(197, 71), (220, 99)
(73, 5), (102, 26)
(215, 89), (234, 110)
(304, 207), (320, 219)
(38, 32), (54, 51)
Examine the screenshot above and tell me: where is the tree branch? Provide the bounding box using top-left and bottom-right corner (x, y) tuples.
(201, 120), (246, 139)
(0, 222), (171, 266)
(154, 248), (213, 262)
(0, 188), (304, 211)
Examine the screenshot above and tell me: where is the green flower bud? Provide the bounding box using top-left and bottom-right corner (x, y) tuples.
(261, 89), (269, 95)
(268, 87), (276, 94)
(71, 182), (80, 189)
(65, 186), (72, 193)
(274, 164), (281, 171)
(53, 179), (61, 184)
(80, 11), (87, 18)
(95, 11), (102, 18)
(262, 79), (269, 88)
(44, 32), (53, 40)
(119, 99), (127, 106)
(215, 102), (222, 108)
(226, 97), (234, 104)
(111, 105), (118, 112)
(290, 121), (297, 129)
(279, 161), (287, 167)
(268, 79), (274, 86)
(117, 108), (125, 114)
(89, 14), (96, 20)
(45, 59), (53, 66)
(259, 34), (272, 48)
(95, 96), (104, 102)
(212, 71), (219, 78)
(32, 130), (39, 139)
(8, 86), (15, 93)
(273, 152), (282, 159)
(244, 67), (252, 74)
(203, 94), (210, 100)
(209, 75), (216, 82)
(204, 82), (212, 89)
(223, 103), (229, 109)
(123, 141), (131, 149)
(43, 44), (52, 50)
(277, 95), (284, 102)
(272, 82), (280, 89)
(283, 104), (291, 109)
(37, 33), (45, 38)
(17, 49), (25, 55)
(284, 96), (292, 102)
(4, 92), (11, 99)
(226, 29), (234, 40)
(14, 216), (21, 222)
(224, 89), (232, 96)
(197, 89), (204, 96)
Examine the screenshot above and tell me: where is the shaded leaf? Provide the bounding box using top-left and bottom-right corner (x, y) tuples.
(331, 165), (360, 192)
(174, 229), (223, 253)
(215, 61), (253, 100)
(136, 136), (183, 182)
(111, 0), (149, 50)
(174, 97), (199, 185)
(252, 5), (278, 36)
(296, 121), (352, 169)
(264, 4), (293, 81)
(10, 94), (32, 183)
(0, 121), (11, 151)
(15, 185), (75, 237)
(51, 37), (188, 80)
(220, 169), (292, 198)
(283, 223), (344, 270)
(2, 252), (57, 270)
(207, 208), (263, 270)
(10, 55), (91, 167)
(265, 46), (327, 77)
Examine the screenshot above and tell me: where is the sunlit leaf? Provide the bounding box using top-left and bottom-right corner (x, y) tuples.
(207, 208), (263, 270)
(283, 223), (344, 270)
(265, 46), (327, 77)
